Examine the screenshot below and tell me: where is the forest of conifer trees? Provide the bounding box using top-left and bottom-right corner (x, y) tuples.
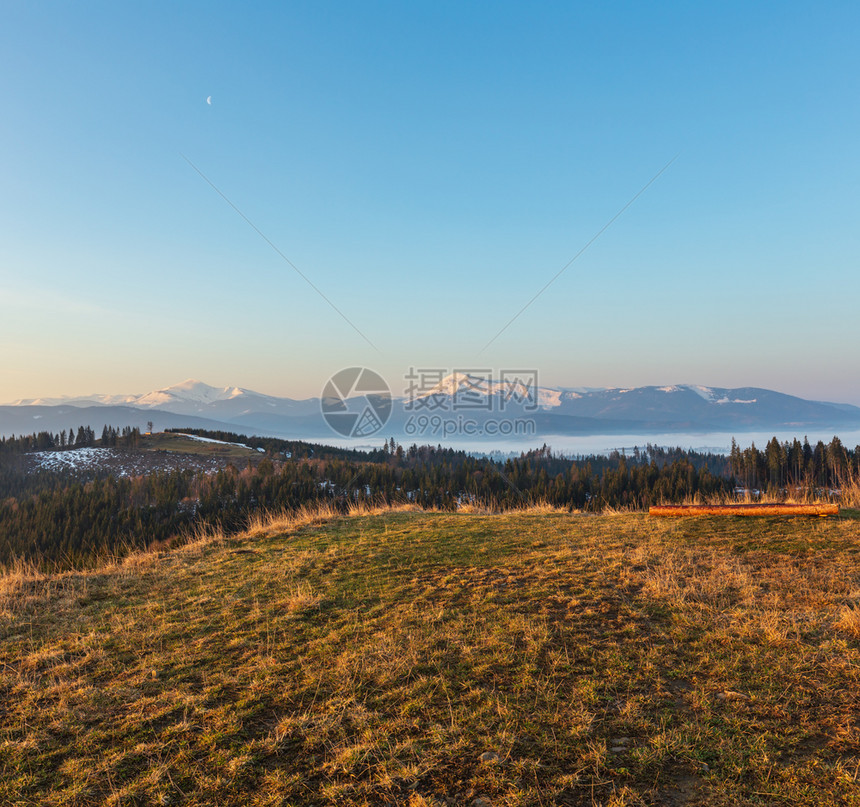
(0, 427), (857, 571)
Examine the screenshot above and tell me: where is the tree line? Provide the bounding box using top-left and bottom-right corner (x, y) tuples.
(729, 435), (860, 492)
(2, 429), (858, 572)
(0, 425), (141, 453)
(1, 435), (733, 571)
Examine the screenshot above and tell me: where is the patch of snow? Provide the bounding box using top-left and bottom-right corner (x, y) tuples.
(30, 448), (119, 472)
(407, 378), (652, 409)
(416, 372), (479, 398)
(9, 379), (259, 410)
(9, 392), (142, 407)
(413, 372), (568, 409)
(135, 390), (176, 406)
(687, 385), (719, 402)
(537, 388), (561, 408)
(173, 433), (252, 449)
(682, 386), (755, 405)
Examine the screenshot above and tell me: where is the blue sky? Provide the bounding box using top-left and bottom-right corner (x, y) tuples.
(1, 1), (858, 403)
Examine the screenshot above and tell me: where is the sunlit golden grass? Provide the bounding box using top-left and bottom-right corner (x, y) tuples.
(2, 506), (860, 805)
(246, 499), (425, 538)
(673, 486), (852, 507)
(840, 480), (860, 509)
(458, 499), (576, 515)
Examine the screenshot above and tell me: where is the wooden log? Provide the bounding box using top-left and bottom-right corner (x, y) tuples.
(649, 503), (839, 517)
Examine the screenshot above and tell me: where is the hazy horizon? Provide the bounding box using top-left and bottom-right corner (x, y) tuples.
(5, 374), (860, 408)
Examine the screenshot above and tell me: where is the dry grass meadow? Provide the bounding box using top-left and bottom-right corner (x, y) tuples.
(2, 505), (860, 805)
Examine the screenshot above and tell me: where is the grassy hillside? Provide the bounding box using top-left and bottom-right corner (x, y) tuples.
(2, 508), (860, 806)
(140, 432), (262, 461)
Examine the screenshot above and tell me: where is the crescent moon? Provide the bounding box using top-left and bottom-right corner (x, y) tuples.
(206, 96), (212, 105)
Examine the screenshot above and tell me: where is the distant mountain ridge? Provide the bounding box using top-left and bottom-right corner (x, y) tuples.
(410, 374), (860, 428)
(3, 376), (860, 441)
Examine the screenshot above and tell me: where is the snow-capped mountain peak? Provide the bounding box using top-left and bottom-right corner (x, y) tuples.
(5, 379), (260, 411)
(407, 376), (780, 414)
(420, 372), (489, 398)
(414, 372), (561, 408)
(136, 379), (239, 407)
(5, 378), (860, 443)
